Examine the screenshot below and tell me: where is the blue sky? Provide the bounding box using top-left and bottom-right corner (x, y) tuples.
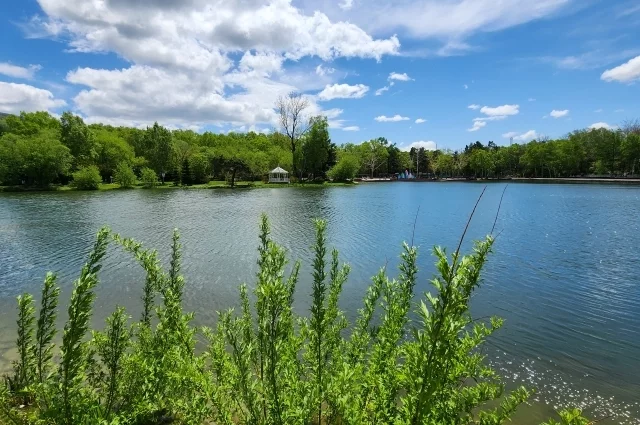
(1, 0), (639, 152)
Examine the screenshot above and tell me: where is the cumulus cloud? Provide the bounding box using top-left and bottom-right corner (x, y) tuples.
(318, 83), (369, 101)
(343, 125), (360, 131)
(375, 114), (410, 122)
(502, 131), (519, 138)
(479, 104), (519, 116)
(415, 118), (426, 123)
(0, 81), (66, 114)
(401, 140), (437, 151)
(589, 122), (618, 130)
(27, 0), (399, 127)
(0, 63), (42, 80)
(388, 72), (412, 81)
(466, 104), (518, 131)
(550, 109), (569, 118)
(467, 120), (486, 132)
(513, 130), (538, 141)
(315, 64), (336, 76)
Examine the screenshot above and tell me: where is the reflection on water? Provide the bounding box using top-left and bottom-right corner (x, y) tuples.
(0, 183), (639, 423)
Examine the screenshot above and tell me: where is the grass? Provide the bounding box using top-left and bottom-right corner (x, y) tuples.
(1, 180), (358, 193)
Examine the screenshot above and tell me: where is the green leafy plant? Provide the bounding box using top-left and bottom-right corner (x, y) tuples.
(139, 166), (158, 188)
(0, 215), (593, 425)
(113, 162), (136, 188)
(71, 165), (102, 190)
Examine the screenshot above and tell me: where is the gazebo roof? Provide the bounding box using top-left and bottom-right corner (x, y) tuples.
(270, 166), (288, 174)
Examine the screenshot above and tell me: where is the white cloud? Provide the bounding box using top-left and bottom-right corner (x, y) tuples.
(0, 63), (42, 80)
(375, 85), (390, 96)
(502, 131), (519, 138)
(357, 0), (570, 41)
(239, 51), (284, 75)
(466, 104), (518, 131)
(480, 104), (519, 116)
(602, 56), (640, 82)
(401, 140), (437, 151)
(26, 0), (400, 127)
(594, 108), (603, 113)
(415, 118), (426, 124)
(528, 98), (536, 102)
(514, 130), (538, 141)
(339, 0), (354, 10)
(388, 72), (412, 81)
(375, 114), (410, 122)
(317, 83), (369, 100)
(550, 109), (569, 118)
(615, 108), (625, 113)
(589, 122), (618, 130)
(0, 81), (66, 114)
(467, 121), (486, 132)
(343, 125), (360, 131)
(315, 64), (336, 76)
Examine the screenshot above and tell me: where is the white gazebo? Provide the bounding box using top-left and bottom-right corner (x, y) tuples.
(269, 166), (290, 183)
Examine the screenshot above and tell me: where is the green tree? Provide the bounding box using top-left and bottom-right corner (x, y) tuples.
(0, 130), (72, 186)
(327, 152), (360, 181)
(300, 116), (331, 179)
(4, 111), (60, 136)
(189, 152), (210, 183)
(360, 138), (389, 177)
(61, 112), (96, 167)
(93, 129), (135, 180)
(113, 162), (136, 188)
(144, 123), (175, 184)
(72, 165), (102, 190)
(621, 133), (640, 175)
(140, 167), (159, 188)
(277, 92), (310, 179)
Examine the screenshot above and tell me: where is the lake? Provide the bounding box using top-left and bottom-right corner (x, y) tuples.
(0, 182), (639, 424)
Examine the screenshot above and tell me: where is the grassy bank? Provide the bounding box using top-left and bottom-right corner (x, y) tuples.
(0, 180), (357, 193)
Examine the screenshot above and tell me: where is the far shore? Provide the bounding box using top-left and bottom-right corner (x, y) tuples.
(3, 176), (640, 193)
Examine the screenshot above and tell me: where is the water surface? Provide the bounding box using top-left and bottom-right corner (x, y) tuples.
(1, 183), (638, 423)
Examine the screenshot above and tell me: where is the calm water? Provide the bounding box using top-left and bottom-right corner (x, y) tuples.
(0, 183), (639, 423)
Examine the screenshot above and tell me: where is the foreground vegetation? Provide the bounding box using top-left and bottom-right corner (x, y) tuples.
(0, 214), (590, 424)
(1, 108), (639, 191)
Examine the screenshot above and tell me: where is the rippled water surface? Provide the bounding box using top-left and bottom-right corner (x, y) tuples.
(1, 183), (639, 423)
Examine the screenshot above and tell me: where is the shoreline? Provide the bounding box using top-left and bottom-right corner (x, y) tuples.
(2, 177), (640, 193)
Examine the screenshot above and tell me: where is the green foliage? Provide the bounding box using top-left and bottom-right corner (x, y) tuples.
(0, 218), (594, 425)
(35, 273), (60, 385)
(93, 128), (135, 179)
(113, 162), (136, 188)
(300, 116), (332, 179)
(327, 152), (360, 181)
(0, 130), (72, 186)
(11, 294), (36, 398)
(71, 165), (102, 190)
(541, 409), (590, 425)
(140, 166), (158, 188)
(61, 112), (96, 167)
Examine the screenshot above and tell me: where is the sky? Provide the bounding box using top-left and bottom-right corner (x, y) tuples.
(1, 0), (639, 152)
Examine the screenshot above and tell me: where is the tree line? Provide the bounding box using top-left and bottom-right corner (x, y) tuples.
(1, 107), (639, 189)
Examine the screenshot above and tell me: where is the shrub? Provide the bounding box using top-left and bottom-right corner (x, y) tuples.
(113, 162), (136, 188)
(327, 153), (360, 181)
(0, 216), (590, 425)
(140, 167), (158, 188)
(71, 165), (102, 190)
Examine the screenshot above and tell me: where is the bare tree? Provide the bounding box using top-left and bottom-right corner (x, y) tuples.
(622, 119), (640, 135)
(276, 92), (310, 179)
